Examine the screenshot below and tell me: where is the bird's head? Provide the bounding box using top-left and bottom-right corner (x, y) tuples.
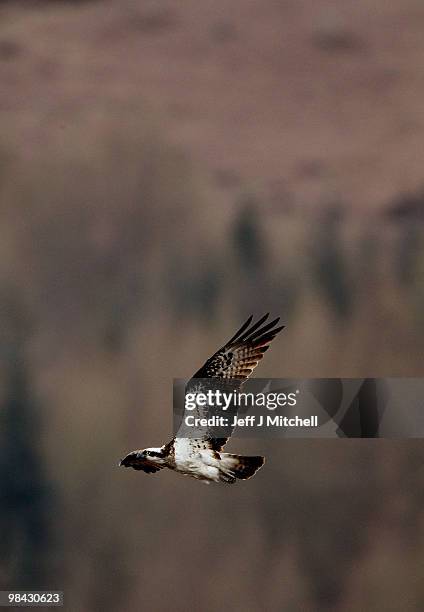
(119, 447), (166, 473)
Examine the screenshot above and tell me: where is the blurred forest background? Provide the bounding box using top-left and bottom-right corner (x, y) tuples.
(1, 0), (424, 610)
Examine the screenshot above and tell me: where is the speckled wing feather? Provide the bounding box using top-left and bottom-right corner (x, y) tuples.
(174, 314), (284, 453)
(192, 313), (284, 382)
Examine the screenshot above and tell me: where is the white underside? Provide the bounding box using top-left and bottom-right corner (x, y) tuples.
(172, 449), (222, 483)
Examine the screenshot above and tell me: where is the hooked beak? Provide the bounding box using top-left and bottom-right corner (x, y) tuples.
(119, 451), (141, 468)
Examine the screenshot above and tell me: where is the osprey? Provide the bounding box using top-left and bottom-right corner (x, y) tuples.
(119, 314), (284, 484)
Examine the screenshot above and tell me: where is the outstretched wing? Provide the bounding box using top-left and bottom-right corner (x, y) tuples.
(174, 314), (284, 453)
(192, 313), (284, 382)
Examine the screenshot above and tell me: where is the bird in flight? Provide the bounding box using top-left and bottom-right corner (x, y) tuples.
(119, 314), (284, 484)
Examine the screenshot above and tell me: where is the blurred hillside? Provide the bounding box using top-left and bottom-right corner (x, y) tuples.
(2, 1), (424, 212)
(0, 1), (424, 611)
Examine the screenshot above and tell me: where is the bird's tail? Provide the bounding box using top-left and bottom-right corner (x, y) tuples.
(219, 453), (265, 482)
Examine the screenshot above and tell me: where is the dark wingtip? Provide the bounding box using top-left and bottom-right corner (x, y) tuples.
(226, 314), (254, 345)
(236, 313), (270, 343)
(245, 316), (284, 344)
